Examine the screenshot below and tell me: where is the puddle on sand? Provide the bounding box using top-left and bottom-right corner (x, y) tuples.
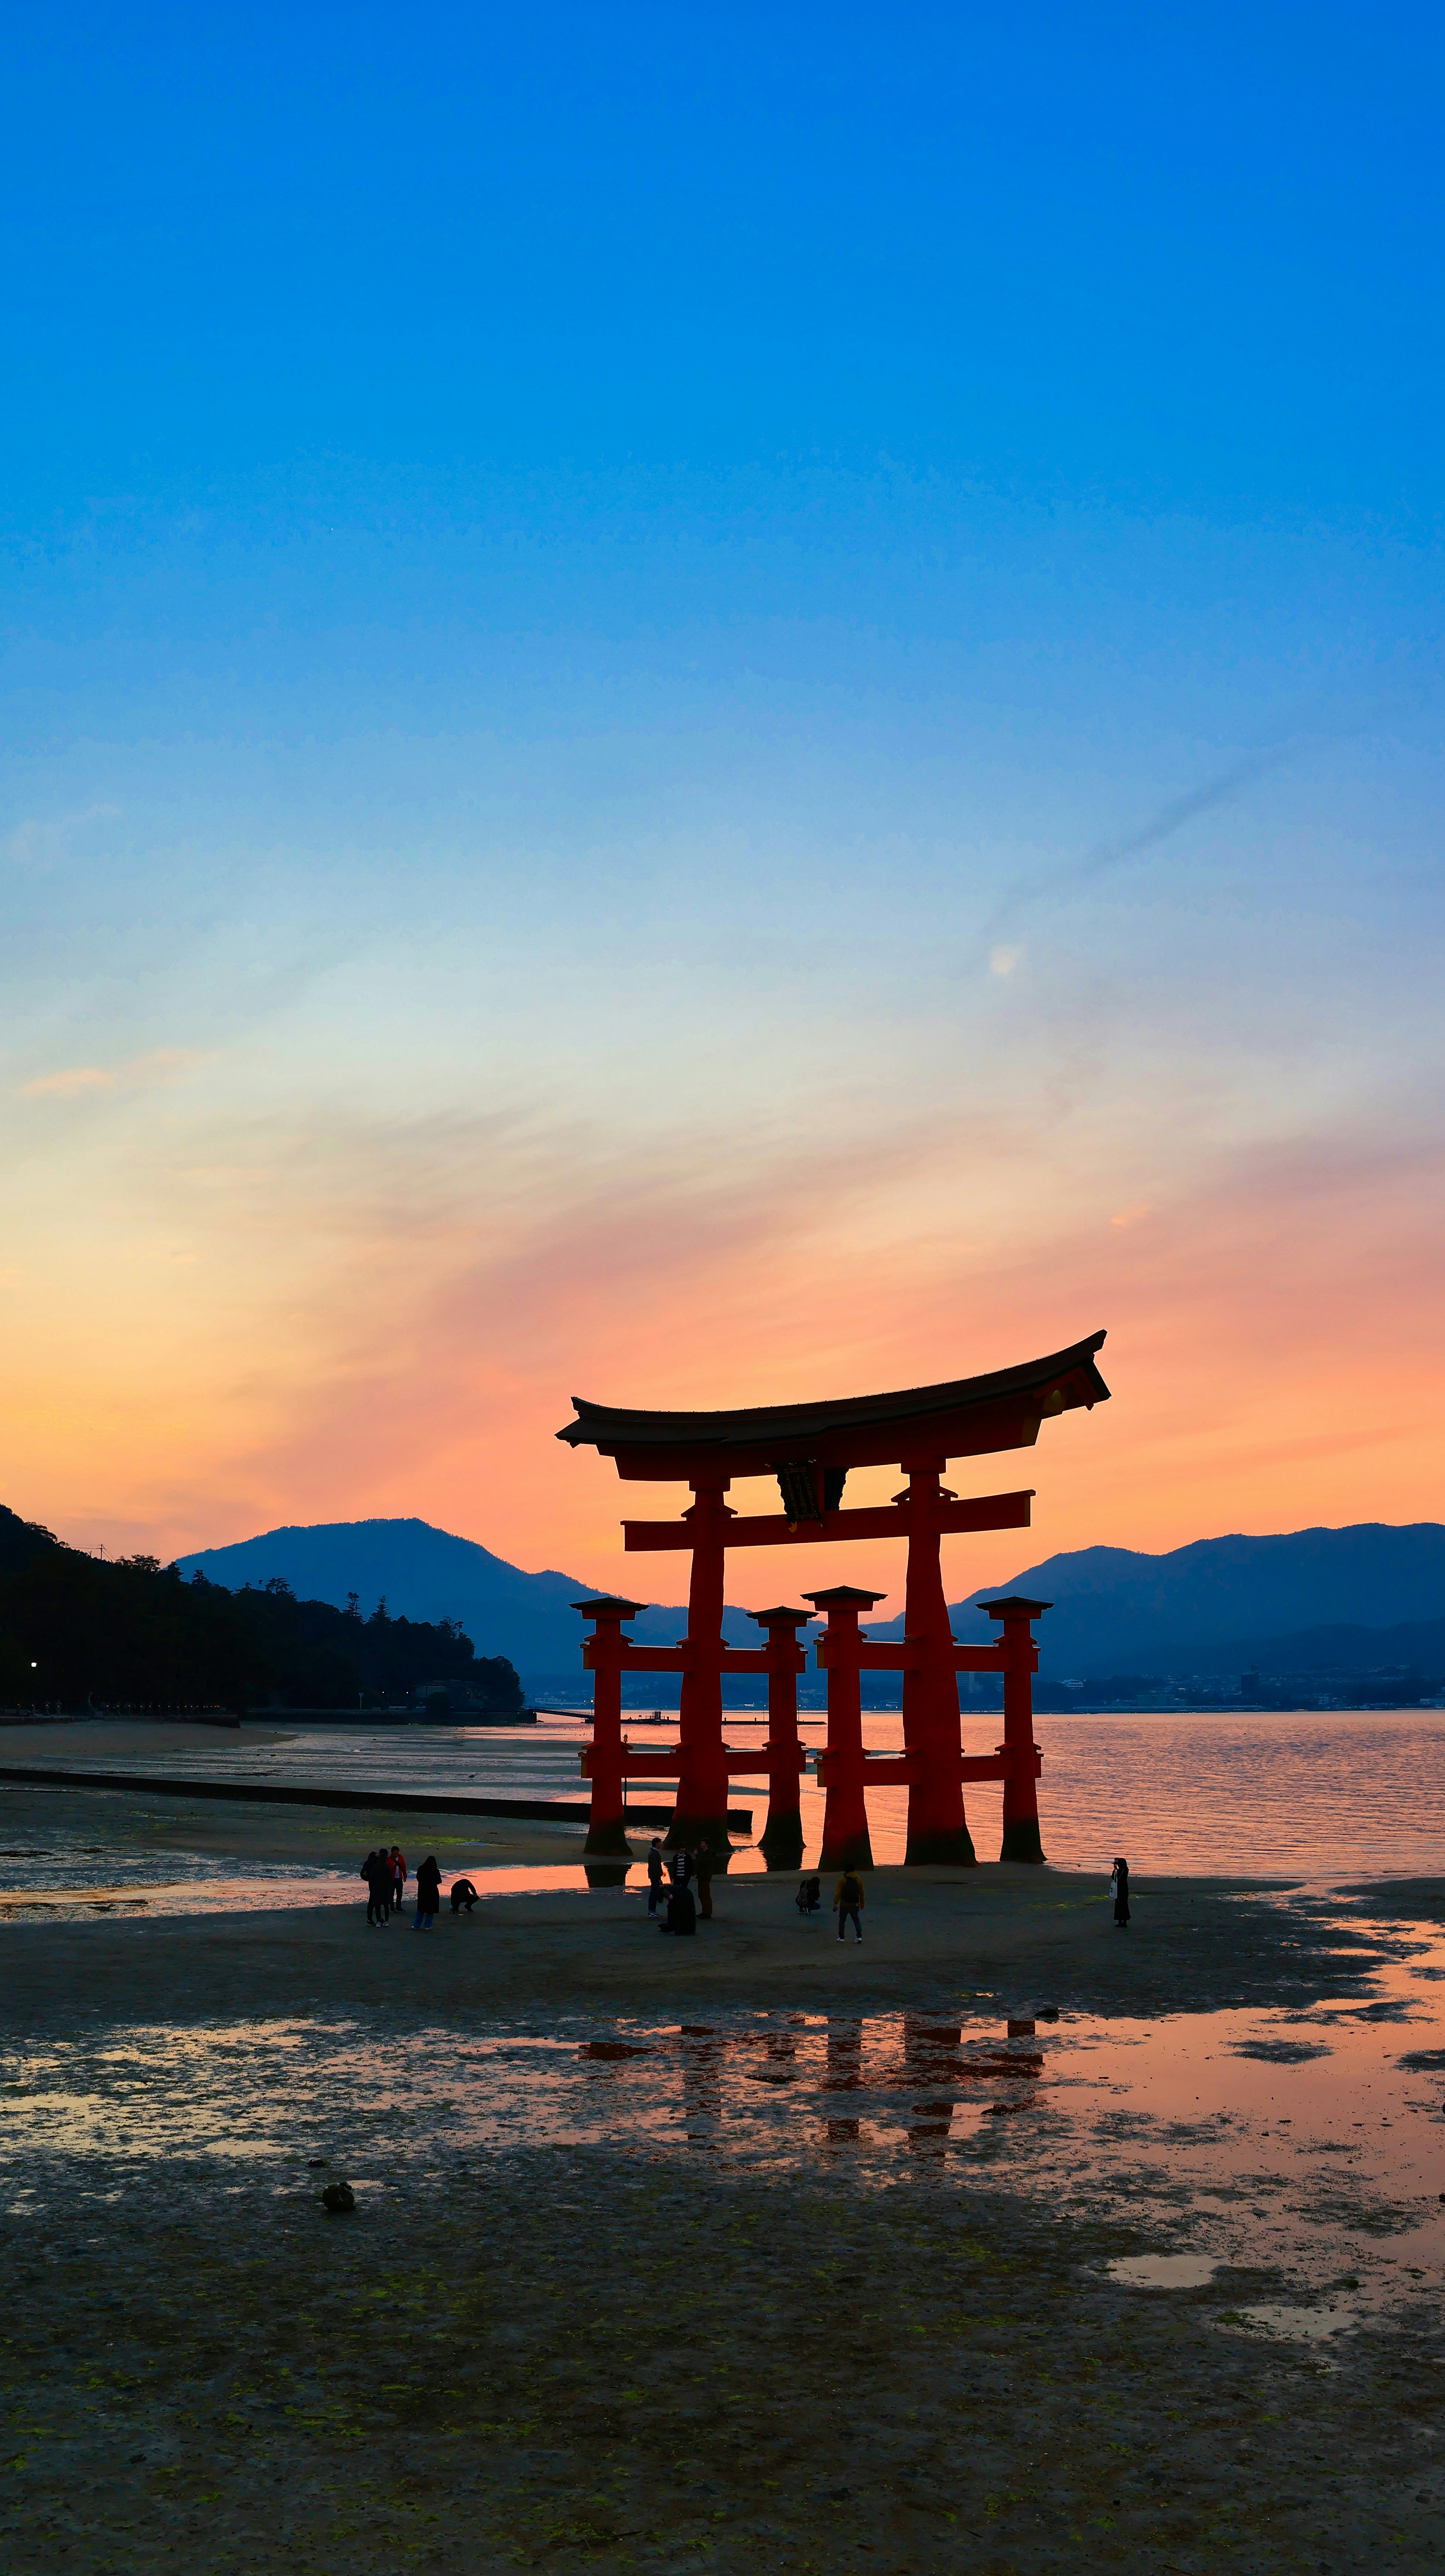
(0, 1866), (614, 1921)
(0, 1852), (871, 1916)
(1229, 2303), (1359, 2344)
(1107, 2254), (1218, 2287)
(3, 1904), (1444, 2325)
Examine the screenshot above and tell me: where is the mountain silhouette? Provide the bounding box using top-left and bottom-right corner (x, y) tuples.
(870, 1520), (1445, 1677)
(176, 1513), (1445, 1689)
(175, 1517), (757, 1687)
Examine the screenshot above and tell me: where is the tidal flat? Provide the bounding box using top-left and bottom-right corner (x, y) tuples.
(2, 1779), (1444, 2572)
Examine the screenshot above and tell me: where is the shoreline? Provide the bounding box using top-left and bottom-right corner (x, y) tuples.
(0, 1758), (730, 1830)
(2, 1767), (1442, 2573)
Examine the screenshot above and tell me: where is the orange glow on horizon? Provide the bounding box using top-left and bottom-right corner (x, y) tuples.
(6, 1084), (1441, 1620)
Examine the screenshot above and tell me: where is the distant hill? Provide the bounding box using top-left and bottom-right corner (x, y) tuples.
(1218, 1614), (1445, 1681)
(0, 1505), (520, 1712)
(175, 1513), (1445, 1696)
(175, 1517), (759, 1687)
(0, 1505), (63, 1581)
(867, 1521), (1445, 1680)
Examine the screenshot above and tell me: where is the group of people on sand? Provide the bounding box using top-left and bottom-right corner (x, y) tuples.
(362, 1845), (407, 1924)
(645, 1835), (718, 1934)
(360, 1846), (477, 1930)
(636, 1846), (1128, 1943)
(640, 1838), (870, 1942)
(363, 1837), (1133, 1936)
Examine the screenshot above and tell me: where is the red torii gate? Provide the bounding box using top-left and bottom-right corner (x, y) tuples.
(559, 1331), (1109, 1869)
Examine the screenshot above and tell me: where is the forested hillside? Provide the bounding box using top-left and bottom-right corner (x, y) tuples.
(0, 1506), (522, 1713)
(178, 1513), (761, 1678)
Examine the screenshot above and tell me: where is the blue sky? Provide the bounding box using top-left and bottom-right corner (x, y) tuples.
(7, 5), (1445, 506)
(3, 5), (1443, 1594)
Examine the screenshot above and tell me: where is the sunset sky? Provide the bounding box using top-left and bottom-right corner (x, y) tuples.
(3, 5), (1443, 1615)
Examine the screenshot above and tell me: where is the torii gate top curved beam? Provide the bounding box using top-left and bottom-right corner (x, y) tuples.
(556, 1330), (1109, 1481)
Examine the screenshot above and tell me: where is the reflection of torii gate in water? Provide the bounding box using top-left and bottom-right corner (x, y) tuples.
(559, 1331), (1110, 1870)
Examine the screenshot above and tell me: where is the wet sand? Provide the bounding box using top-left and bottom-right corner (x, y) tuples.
(2, 1782), (1443, 2571)
(7, 2136), (1445, 2576)
(0, 1851), (1406, 2021)
(0, 1765), (1413, 2018)
(0, 1768), (597, 1909)
(0, 1717), (291, 1757)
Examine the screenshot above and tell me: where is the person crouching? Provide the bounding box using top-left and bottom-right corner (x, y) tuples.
(661, 1883), (697, 1936)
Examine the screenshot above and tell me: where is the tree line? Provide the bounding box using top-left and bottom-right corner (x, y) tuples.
(0, 1505), (522, 1713)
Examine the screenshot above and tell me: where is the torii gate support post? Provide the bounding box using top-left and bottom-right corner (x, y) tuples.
(750, 1607), (811, 1868)
(982, 1595), (1050, 1863)
(902, 1462), (977, 1866)
(672, 1477), (734, 1854)
(573, 1595), (646, 1857)
(808, 1586), (882, 1870)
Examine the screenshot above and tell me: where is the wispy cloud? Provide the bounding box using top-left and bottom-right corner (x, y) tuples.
(5, 803), (121, 866)
(21, 1066), (116, 1099)
(979, 687), (1420, 949)
(984, 739), (1304, 943)
(19, 1047), (204, 1100)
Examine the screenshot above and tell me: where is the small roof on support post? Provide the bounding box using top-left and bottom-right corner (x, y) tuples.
(804, 1585), (888, 1611)
(556, 1332), (1110, 1481)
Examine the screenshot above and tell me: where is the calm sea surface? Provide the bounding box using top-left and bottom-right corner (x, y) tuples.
(26, 1707), (1445, 1880)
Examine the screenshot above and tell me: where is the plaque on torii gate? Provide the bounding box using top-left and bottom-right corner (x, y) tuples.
(558, 1330), (1109, 1867)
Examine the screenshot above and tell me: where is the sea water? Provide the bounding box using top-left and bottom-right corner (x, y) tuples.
(17, 1706), (1445, 1879)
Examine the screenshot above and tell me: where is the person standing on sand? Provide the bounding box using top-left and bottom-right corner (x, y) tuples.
(833, 1868), (865, 1942)
(414, 1855), (442, 1931)
(1111, 1856), (1130, 1928)
(361, 1851), (389, 1927)
(645, 1839), (665, 1917)
(391, 1846), (407, 1912)
(671, 1843), (694, 1891)
(694, 1839), (714, 1920)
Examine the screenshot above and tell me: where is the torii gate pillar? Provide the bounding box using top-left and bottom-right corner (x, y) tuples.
(750, 1607), (810, 1868)
(901, 1461), (977, 1867)
(672, 1477), (733, 1853)
(985, 1593), (1050, 1863)
(574, 1594), (645, 1857)
(808, 1587), (880, 1871)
